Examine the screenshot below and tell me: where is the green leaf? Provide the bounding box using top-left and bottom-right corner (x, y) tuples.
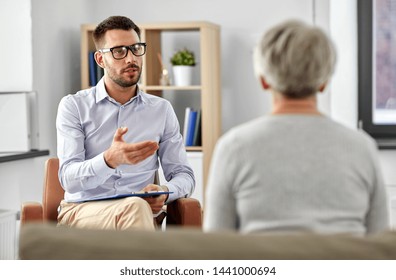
(170, 48), (196, 66)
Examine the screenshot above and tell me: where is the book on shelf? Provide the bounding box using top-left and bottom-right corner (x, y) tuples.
(182, 108), (201, 147)
(186, 110), (198, 146)
(183, 107), (191, 145)
(88, 51), (104, 87)
(88, 51), (97, 86)
(193, 109), (202, 146)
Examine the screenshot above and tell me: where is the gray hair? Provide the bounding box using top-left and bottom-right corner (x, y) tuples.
(253, 20), (336, 98)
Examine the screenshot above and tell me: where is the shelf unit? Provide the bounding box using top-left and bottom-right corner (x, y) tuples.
(80, 21), (221, 190)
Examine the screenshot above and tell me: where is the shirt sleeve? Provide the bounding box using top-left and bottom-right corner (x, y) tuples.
(56, 95), (115, 194)
(157, 102), (195, 203)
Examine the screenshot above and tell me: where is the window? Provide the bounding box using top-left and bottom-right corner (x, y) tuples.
(358, 0), (396, 148)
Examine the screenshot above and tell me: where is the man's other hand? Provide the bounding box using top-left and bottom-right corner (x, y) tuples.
(141, 184), (168, 214)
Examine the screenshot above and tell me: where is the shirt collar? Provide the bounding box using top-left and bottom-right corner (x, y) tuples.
(95, 78), (108, 103)
(95, 78), (149, 105)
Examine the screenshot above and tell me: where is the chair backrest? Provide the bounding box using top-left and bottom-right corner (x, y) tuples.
(42, 158), (64, 221)
(42, 157), (161, 222)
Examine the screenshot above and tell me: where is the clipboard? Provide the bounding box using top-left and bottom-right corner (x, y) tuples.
(81, 191), (173, 202)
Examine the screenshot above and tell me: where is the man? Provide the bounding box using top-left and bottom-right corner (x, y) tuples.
(204, 20), (389, 235)
(56, 16), (195, 231)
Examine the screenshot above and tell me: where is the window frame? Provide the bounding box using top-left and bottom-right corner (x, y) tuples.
(358, 0), (396, 149)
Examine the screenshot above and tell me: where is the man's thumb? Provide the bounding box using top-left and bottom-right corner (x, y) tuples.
(113, 126), (128, 142)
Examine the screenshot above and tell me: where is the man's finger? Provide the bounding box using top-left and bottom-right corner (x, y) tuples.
(126, 140), (158, 151)
(127, 145), (159, 164)
(113, 127), (128, 142)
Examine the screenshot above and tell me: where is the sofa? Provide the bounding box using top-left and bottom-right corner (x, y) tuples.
(19, 223), (396, 260)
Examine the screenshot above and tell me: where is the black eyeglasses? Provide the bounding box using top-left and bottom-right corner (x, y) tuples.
(99, 43), (147, 60)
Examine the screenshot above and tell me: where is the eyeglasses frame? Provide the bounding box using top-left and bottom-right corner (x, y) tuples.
(99, 43), (147, 60)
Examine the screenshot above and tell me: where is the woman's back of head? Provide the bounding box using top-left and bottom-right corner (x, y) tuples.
(253, 20), (337, 98)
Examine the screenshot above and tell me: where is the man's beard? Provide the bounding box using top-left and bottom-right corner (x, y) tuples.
(109, 64), (142, 88)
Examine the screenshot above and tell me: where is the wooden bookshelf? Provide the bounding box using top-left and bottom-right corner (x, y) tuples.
(80, 21), (221, 191)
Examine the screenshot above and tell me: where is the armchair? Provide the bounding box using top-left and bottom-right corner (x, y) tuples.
(21, 158), (202, 228)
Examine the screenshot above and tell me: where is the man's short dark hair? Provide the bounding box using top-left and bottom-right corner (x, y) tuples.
(93, 16), (141, 49)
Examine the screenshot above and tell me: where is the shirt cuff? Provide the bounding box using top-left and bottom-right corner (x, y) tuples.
(91, 152), (116, 179)
(163, 183), (184, 204)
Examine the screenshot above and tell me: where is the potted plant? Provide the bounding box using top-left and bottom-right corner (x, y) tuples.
(170, 48), (196, 86)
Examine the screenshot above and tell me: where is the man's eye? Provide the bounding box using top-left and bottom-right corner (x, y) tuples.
(132, 45), (142, 52)
(113, 47), (126, 54)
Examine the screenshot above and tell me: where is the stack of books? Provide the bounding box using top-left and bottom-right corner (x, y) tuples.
(182, 107), (202, 147)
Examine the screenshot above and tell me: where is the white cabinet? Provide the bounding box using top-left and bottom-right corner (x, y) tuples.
(186, 152), (203, 206)
(0, 92), (38, 152)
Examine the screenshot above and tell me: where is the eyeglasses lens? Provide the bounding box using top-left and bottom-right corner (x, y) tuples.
(111, 44), (146, 59)
(131, 44), (145, 56)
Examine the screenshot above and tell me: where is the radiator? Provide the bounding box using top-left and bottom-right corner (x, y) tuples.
(0, 210), (17, 260)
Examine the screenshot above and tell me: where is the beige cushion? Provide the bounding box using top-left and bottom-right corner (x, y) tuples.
(19, 223), (396, 260)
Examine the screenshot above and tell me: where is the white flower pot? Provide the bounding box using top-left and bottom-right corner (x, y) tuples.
(172, 65), (194, 86)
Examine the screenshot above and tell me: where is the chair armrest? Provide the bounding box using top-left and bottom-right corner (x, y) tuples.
(166, 198), (202, 228)
(20, 202), (43, 226)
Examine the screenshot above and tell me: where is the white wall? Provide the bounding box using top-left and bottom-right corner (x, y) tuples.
(32, 0), (94, 155)
(329, 0), (358, 129)
(0, 0), (32, 91)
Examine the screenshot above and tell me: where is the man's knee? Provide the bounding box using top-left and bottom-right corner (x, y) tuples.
(122, 197), (152, 213)
(116, 197), (155, 230)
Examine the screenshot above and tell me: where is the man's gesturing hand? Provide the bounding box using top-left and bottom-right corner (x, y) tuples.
(104, 127), (159, 169)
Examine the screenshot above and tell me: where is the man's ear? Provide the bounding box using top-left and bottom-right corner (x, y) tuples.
(260, 76), (270, 90)
(94, 51), (105, 69)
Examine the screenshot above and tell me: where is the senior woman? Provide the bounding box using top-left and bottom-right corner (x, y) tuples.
(204, 20), (389, 235)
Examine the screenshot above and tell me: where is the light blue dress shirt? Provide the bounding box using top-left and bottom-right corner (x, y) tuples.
(56, 78), (195, 203)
